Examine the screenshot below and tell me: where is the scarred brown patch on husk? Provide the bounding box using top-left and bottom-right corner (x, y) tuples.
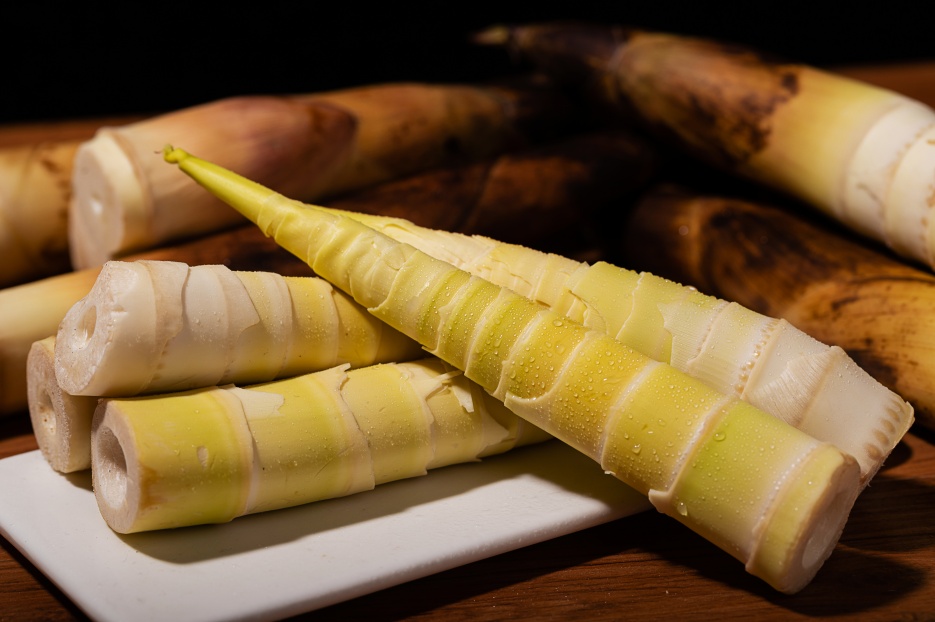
(610, 35), (801, 168)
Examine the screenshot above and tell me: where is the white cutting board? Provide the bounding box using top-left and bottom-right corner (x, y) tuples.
(0, 441), (651, 621)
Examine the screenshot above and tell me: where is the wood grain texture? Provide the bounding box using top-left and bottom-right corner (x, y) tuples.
(1, 61), (934, 621)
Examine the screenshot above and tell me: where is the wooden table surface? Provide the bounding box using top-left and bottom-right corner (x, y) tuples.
(3, 61), (935, 621)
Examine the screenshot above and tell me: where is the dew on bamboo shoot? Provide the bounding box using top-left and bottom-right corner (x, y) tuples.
(91, 358), (551, 534)
(325, 208), (913, 484)
(477, 22), (935, 270)
(165, 146), (866, 594)
(623, 186), (935, 431)
(54, 260), (423, 397)
(69, 82), (572, 268)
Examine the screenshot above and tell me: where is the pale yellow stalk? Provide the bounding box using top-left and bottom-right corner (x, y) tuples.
(92, 358), (551, 533)
(329, 210), (913, 484)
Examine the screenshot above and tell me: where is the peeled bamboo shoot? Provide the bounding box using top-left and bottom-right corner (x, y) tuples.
(0, 225), (311, 417)
(27, 336), (97, 472)
(165, 146), (866, 594)
(91, 358), (551, 533)
(54, 260), (423, 397)
(623, 187), (935, 431)
(325, 208), (912, 484)
(70, 82), (571, 268)
(478, 22), (935, 269)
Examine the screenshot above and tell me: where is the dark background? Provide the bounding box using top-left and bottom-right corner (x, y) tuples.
(3, 4), (934, 124)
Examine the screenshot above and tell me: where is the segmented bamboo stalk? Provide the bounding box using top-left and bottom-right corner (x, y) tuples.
(326, 209), (912, 484)
(54, 260), (423, 397)
(477, 22), (935, 269)
(166, 146), (865, 594)
(27, 336), (98, 473)
(623, 187), (935, 431)
(0, 225), (310, 417)
(92, 358), (552, 533)
(70, 81), (571, 268)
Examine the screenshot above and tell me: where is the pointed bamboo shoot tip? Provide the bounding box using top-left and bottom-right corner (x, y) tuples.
(163, 145), (189, 164)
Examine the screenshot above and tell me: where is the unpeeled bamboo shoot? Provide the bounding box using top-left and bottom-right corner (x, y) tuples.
(0, 141), (79, 286)
(623, 187), (935, 430)
(165, 146), (864, 593)
(478, 22), (935, 269)
(54, 260), (423, 397)
(26, 336), (97, 472)
(326, 209), (912, 484)
(91, 358), (551, 533)
(70, 82), (571, 268)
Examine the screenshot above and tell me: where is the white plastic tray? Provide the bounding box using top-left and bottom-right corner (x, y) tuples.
(0, 442), (650, 621)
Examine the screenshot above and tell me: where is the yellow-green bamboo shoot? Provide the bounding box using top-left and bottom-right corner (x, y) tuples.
(27, 336), (98, 472)
(165, 146), (865, 594)
(91, 358), (551, 533)
(54, 260), (423, 397)
(478, 22), (935, 269)
(326, 209), (913, 484)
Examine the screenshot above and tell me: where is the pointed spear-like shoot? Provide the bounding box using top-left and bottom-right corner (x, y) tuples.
(321, 209), (913, 484)
(164, 145), (862, 594)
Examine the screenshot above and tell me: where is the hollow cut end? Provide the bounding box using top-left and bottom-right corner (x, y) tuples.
(54, 261), (159, 397)
(746, 445), (861, 594)
(69, 130), (148, 269)
(90, 402), (139, 534)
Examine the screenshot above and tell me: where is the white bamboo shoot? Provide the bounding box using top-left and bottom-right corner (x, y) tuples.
(164, 146), (868, 594)
(26, 336), (98, 472)
(54, 260), (424, 397)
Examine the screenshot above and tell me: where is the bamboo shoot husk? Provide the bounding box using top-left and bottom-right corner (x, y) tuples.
(623, 186), (935, 430)
(478, 22), (935, 270)
(69, 81), (572, 268)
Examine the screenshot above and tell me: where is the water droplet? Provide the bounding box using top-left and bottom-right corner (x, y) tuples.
(631, 444), (642, 455)
(676, 501), (688, 516)
(713, 431), (726, 441)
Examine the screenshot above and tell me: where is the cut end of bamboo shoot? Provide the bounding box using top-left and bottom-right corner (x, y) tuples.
(27, 336), (98, 473)
(69, 130), (149, 269)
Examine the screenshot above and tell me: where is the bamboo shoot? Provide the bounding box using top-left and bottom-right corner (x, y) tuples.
(165, 146), (866, 594)
(54, 260), (423, 397)
(477, 22), (935, 270)
(323, 208), (912, 484)
(70, 82), (572, 268)
(91, 358), (551, 533)
(623, 186), (935, 431)
(26, 336), (97, 472)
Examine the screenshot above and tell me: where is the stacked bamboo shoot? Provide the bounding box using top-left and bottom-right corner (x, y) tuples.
(92, 358), (551, 533)
(164, 146), (881, 593)
(478, 22), (935, 270)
